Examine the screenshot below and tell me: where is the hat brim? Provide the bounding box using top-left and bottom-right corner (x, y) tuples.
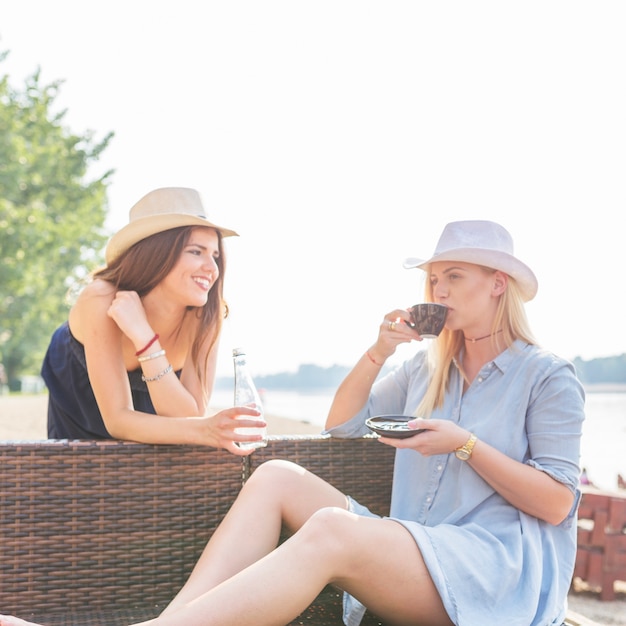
(403, 248), (538, 302)
(105, 213), (238, 264)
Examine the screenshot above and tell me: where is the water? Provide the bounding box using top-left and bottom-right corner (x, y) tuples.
(211, 388), (334, 428)
(579, 390), (625, 491)
(234, 423), (268, 450)
(233, 403), (268, 451)
(210, 387), (626, 492)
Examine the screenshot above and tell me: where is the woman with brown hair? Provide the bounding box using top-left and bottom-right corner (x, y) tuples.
(40, 187), (264, 453)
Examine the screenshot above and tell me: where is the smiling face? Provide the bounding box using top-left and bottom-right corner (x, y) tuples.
(427, 261), (508, 337)
(159, 227), (221, 308)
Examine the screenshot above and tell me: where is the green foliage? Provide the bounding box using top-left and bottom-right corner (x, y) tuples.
(0, 54), (114, 385)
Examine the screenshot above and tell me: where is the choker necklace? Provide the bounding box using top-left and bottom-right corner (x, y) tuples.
(465, 329), (503, 344)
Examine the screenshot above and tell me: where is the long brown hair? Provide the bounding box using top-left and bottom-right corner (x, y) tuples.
(414, 266), (536, 417)
(95, 226), (227, 393)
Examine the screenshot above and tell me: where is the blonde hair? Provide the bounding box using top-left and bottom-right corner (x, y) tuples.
(414, 267), (536, 417)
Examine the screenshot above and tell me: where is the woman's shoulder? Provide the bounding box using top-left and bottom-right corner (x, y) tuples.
(72, 278), (116, 306)
(69, 279), (116, 336)
(518, 341), (574, 368)
(511, 341), (581, 384)
(81, 278), (116, 297)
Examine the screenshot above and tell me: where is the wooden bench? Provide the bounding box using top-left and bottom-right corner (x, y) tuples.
(574, 487), (626, 601)
(0, 435), (599, 625)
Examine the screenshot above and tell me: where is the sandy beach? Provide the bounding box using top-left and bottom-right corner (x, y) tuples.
(1, 393), (624, 625)
(0, 392), (322, 440)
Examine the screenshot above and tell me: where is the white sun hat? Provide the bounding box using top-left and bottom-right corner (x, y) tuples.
(403, 220), (538, 301)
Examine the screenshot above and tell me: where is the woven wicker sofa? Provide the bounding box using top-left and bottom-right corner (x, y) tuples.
(0, 434), (596, 626)
(0, 435), (395, 625)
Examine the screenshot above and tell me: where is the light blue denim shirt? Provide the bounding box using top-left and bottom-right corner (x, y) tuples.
(324, 341), (585, 626)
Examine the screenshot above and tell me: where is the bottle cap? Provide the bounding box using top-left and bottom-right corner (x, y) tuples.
(232, 347), (246, 357)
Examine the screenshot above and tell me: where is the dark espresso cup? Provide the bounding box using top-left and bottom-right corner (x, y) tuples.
(407, 303), (448, 338)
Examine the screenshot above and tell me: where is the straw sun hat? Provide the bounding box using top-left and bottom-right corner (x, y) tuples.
(105, 187), (238, 264)
(403, 220), (538, 301)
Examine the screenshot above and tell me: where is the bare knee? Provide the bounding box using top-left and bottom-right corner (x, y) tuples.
(240, 459), (308, 506)
(293, 507), (360, 572)
(246, 459), (306, 491)
(243, 461), (348, 533)
(301, 506), (357, 542)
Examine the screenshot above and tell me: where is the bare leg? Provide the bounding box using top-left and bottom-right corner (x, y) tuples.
(0, 461), (347, 626)
(130, 506), (452, 626)
(0, 460), (452, 626)
(160, 459), (349, 614)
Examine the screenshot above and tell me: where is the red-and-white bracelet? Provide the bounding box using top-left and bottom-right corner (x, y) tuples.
(135, 333), (159, 356)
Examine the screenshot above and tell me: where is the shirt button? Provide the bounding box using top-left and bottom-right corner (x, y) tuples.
(477, 376), (483, 382)
(426, 496), (432, 503)
(437, 464), (443, 472)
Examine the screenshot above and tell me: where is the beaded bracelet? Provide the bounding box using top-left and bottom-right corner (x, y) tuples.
(135, 333), (159, 356)
(141, 364), (173, 383)
(137, 349), (166, 363)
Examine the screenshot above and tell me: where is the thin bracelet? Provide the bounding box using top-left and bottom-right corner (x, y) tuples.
(135, 333), (159, 356)
(141, 364), (173, 383)
(366, 351), (382, 366)
(137, 349), (166, 363)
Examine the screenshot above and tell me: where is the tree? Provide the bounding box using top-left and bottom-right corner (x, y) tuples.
(0, 51), (114, 387)
(573, 354), (626, 385)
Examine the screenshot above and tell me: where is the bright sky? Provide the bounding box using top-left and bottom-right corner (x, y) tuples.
(2, 2), (625, 377)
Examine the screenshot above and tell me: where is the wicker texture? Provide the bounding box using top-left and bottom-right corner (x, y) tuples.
(0, 435), (392, 625)
(0, 435), (588, 625)
(0, 440), (242, 614)
(24, 608), (162, 626)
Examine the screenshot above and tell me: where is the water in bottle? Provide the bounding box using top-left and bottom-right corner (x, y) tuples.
(232, 348), (267, 450)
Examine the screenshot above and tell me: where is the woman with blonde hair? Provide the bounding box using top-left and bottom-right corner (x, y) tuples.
(4, 220), (584, 626)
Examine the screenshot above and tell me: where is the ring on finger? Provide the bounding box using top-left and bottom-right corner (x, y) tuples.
(388, 320), (396, 331)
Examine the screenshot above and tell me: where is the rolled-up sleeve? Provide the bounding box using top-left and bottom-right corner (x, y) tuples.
(525, 356), (585, 493)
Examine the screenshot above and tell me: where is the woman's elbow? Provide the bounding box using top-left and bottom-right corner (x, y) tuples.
(101, 408), (137, 440)
(544, 488), (576, 526)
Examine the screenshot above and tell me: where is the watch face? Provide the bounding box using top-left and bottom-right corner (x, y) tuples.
(455, 449), (470, 461)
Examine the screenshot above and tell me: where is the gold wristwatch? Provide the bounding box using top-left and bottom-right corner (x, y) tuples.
(455, 433), (477, 461)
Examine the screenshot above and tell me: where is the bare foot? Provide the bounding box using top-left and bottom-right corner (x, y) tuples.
(0, 616), (45, 626)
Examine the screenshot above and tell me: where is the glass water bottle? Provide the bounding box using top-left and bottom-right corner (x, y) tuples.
(232, 348), (267, 450)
